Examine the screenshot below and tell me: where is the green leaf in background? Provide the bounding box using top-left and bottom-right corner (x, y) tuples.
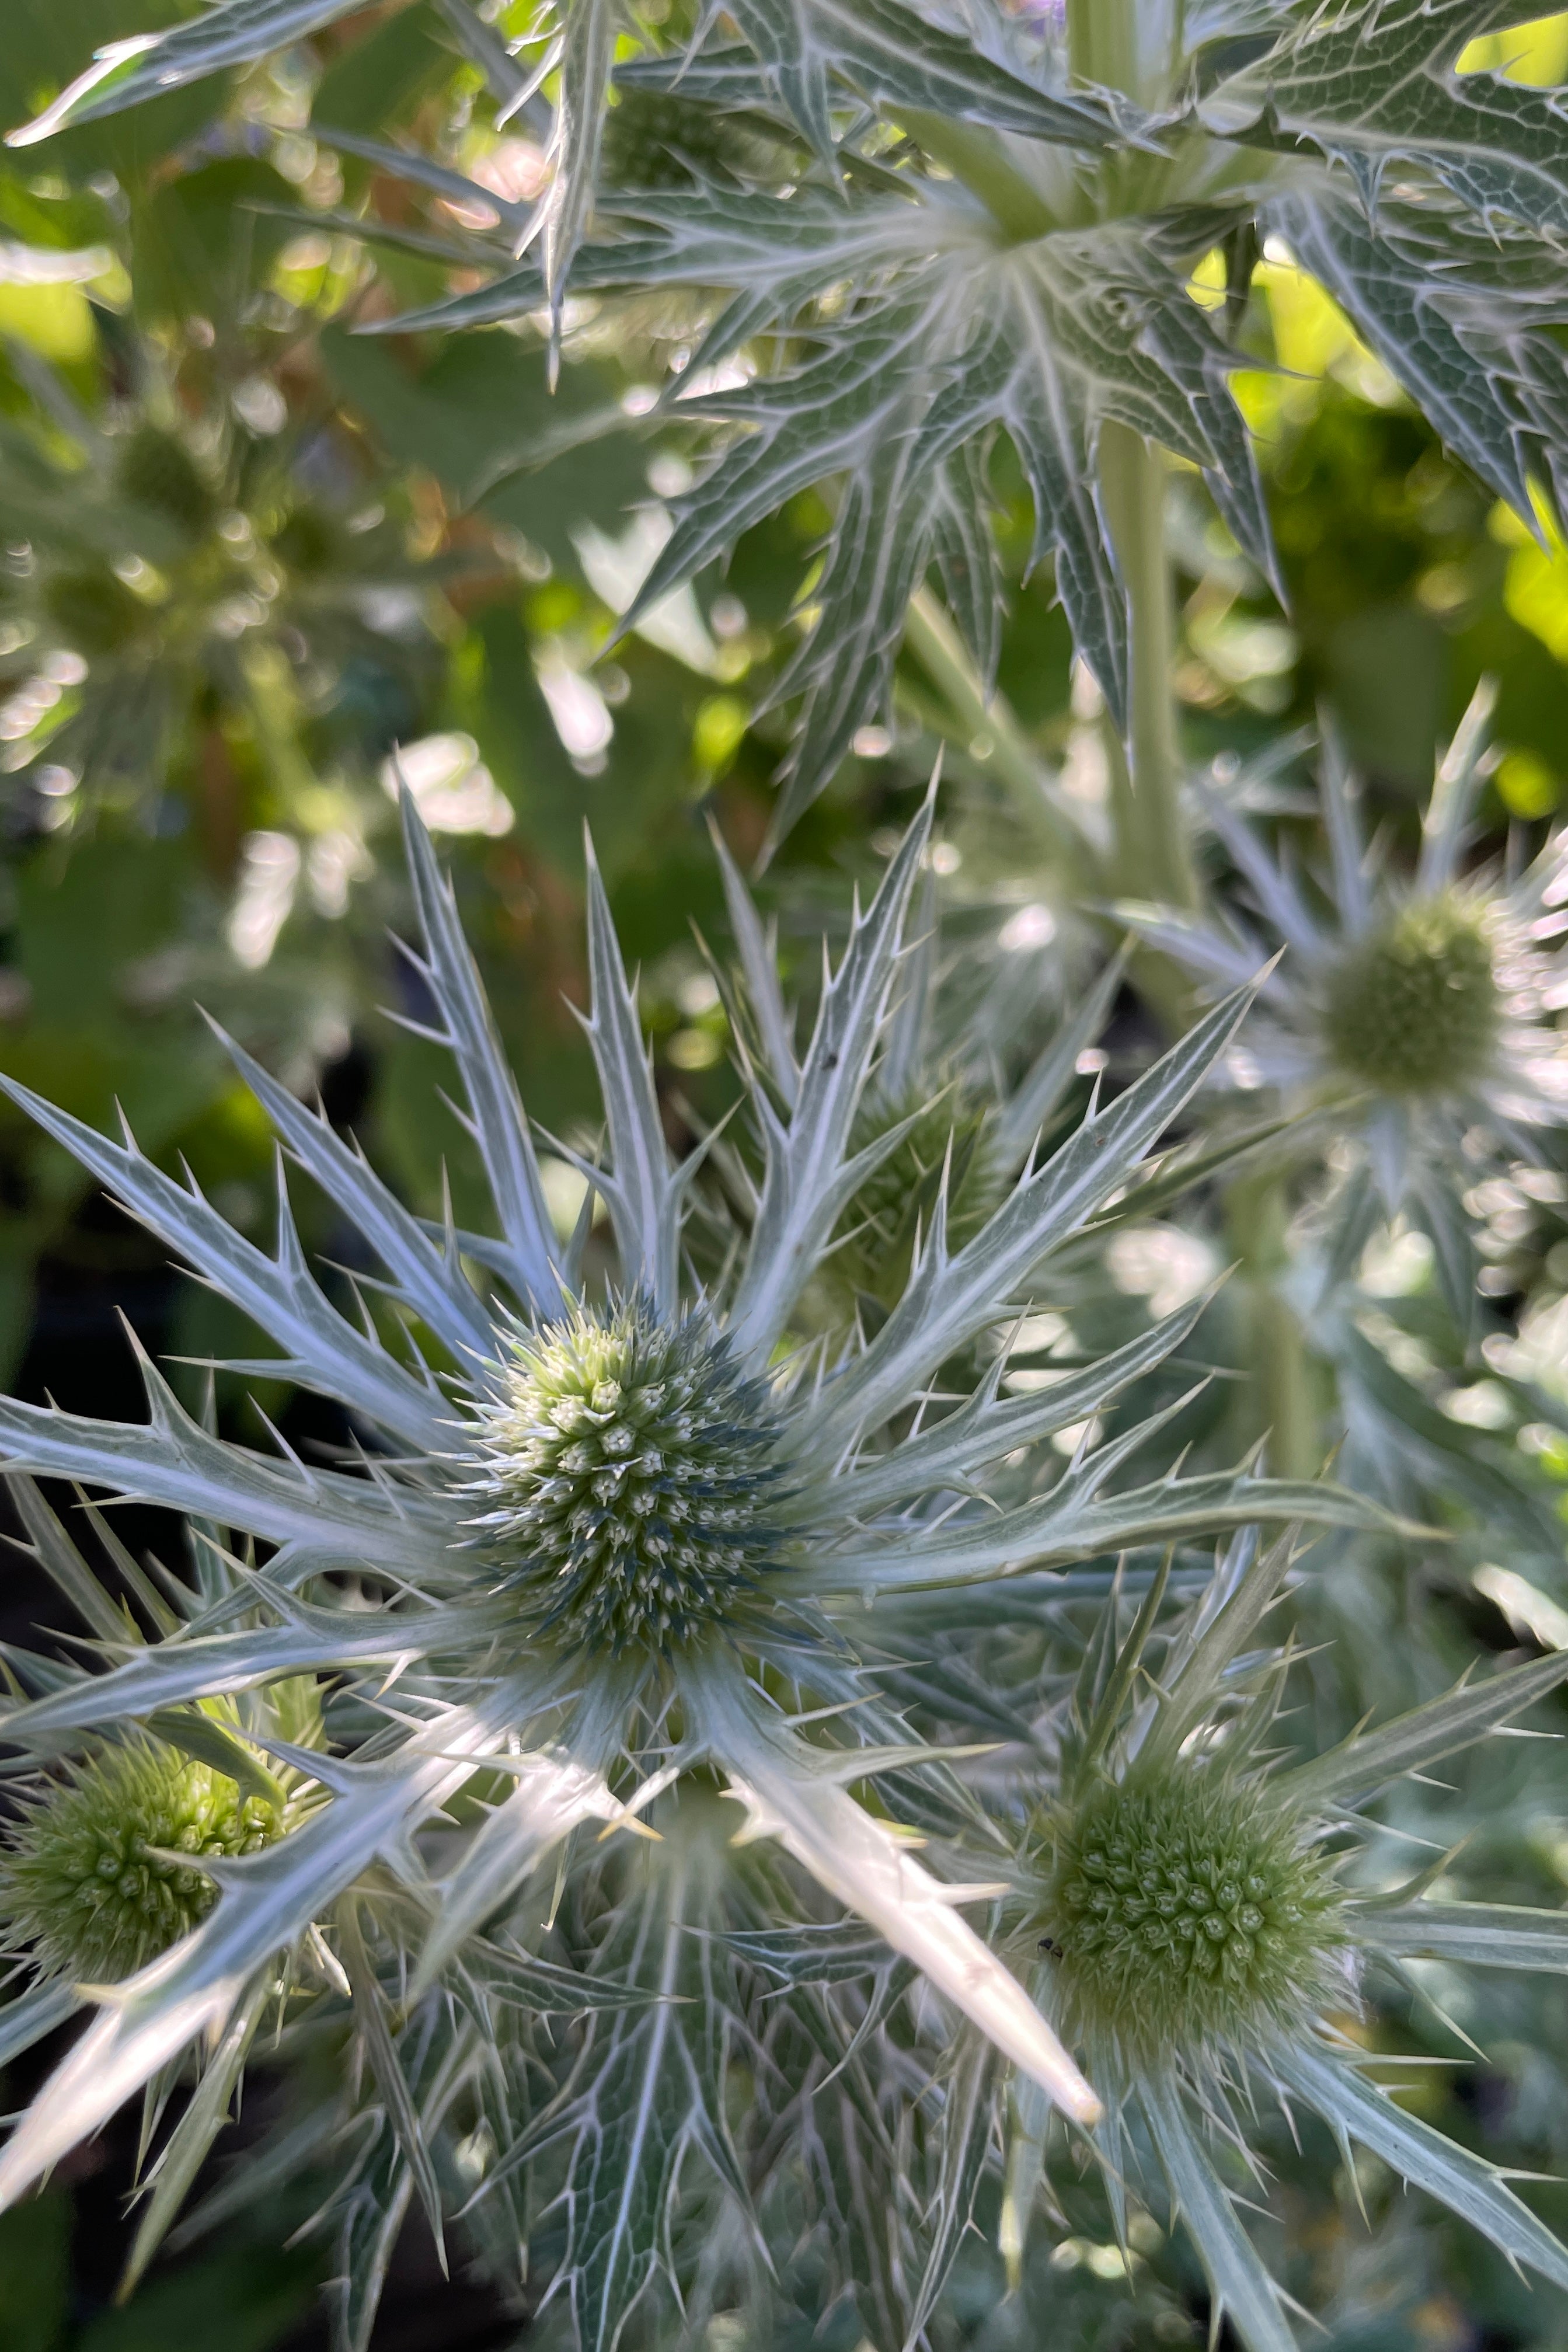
(130, 158), (299, 330)
(0, 2), (224, 179)
(6, 0), (368, 147)
(0, 2191), (70, 2352)
(319, 323), (646, 565)
(308, 1), (450, 137)
(75, 2245), (320, 2352)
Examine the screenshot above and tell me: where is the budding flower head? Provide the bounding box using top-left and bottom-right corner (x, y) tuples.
(827, 1083), (1003, 1315)
(2, 1741), (279, 1986)
(466, 1296), (785, 1654)
(1003, 1533), (1568, 2343)
(1034, 1762), (1346, 2072)
(1121, 696), (1568, 1231)
(1321, 894), (1500, 1100)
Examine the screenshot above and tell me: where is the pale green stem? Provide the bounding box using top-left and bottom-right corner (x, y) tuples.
(1067, 0), (1138, 98)
(1065, 0), (1197, 918)
(903, 3), (1201, 955)
(1225, 1171), (1320, 1481)
(1097, 420), (1197, 912)
(1067, 0), (1184, 108)
(897, 111), (1056, 240)
(888, 126), (1085, 881)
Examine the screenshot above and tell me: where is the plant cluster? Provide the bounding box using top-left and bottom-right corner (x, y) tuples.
(0, 799), (1548, 2352)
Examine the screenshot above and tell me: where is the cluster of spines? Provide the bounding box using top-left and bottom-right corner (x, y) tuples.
(467, 1298), (785, 1653)
(1321, 893), (1500, 1099)
(829, 1085), (1003, 1311)
(2, 1741), (278, 1985)
(1037, 1766), (1345, 2069)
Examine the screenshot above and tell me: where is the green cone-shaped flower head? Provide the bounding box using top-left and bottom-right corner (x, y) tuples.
(2, 1743), (279, 1985)
(824, 1085), (1004, 1316)
(467, 1297), (785, 1653)
(1036, 1762), (1346, 2069)
(1321, 895), (1500, 1099)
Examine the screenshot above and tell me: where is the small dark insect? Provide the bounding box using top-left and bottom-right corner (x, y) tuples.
(1037, 1935), (1062, 1958)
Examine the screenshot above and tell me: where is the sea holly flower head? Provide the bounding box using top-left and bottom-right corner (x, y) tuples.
(1126, 688), (1568, 1220)
(462, 1295), (788, 1651)
(1002, 1536), (1568, 2351)
(2, 1741), (280, 1988)
(0, 792), (1400, 2343)
(1034, 1758), (1347, 2073)
(1320, 892), (1501, 1101)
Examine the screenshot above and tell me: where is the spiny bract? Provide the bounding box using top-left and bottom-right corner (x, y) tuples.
(2, 1742), (278, 1986)
(1039, 1764), (1345, 2068)
(465, 1297), (785, 1650)
(1322, 895), (1499, 1100)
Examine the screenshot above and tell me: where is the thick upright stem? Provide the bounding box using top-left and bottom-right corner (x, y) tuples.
(907, 1), (1198, 937)
(1067, 0), (1183, 108)
(1226, 1171), (1320, 1482)
(1097, 420), (1196, 911)
(897, 112), (1054, 242)
(1067, 0), (1138, 97)
(1066, 0), (1196, 917)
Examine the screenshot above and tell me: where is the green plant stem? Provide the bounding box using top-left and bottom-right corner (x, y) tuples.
(1067, 0), (1183, 108)
(1065, 0), (1197, 917)
(1226, 1171), (1320, 1481)
(1067, 0), (1139, 98)
(905, 5), (1200, 950)
(897, 111), (1056, 240)
(1097, 420), (1197, 911)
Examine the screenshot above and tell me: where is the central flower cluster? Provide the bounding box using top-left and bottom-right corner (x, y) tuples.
(468, 1299), (784, 1653)
(2, 1743), (278, 1985)
(1039, 1768), (1343, 2067)
(1321, 894), (1500, 1099)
